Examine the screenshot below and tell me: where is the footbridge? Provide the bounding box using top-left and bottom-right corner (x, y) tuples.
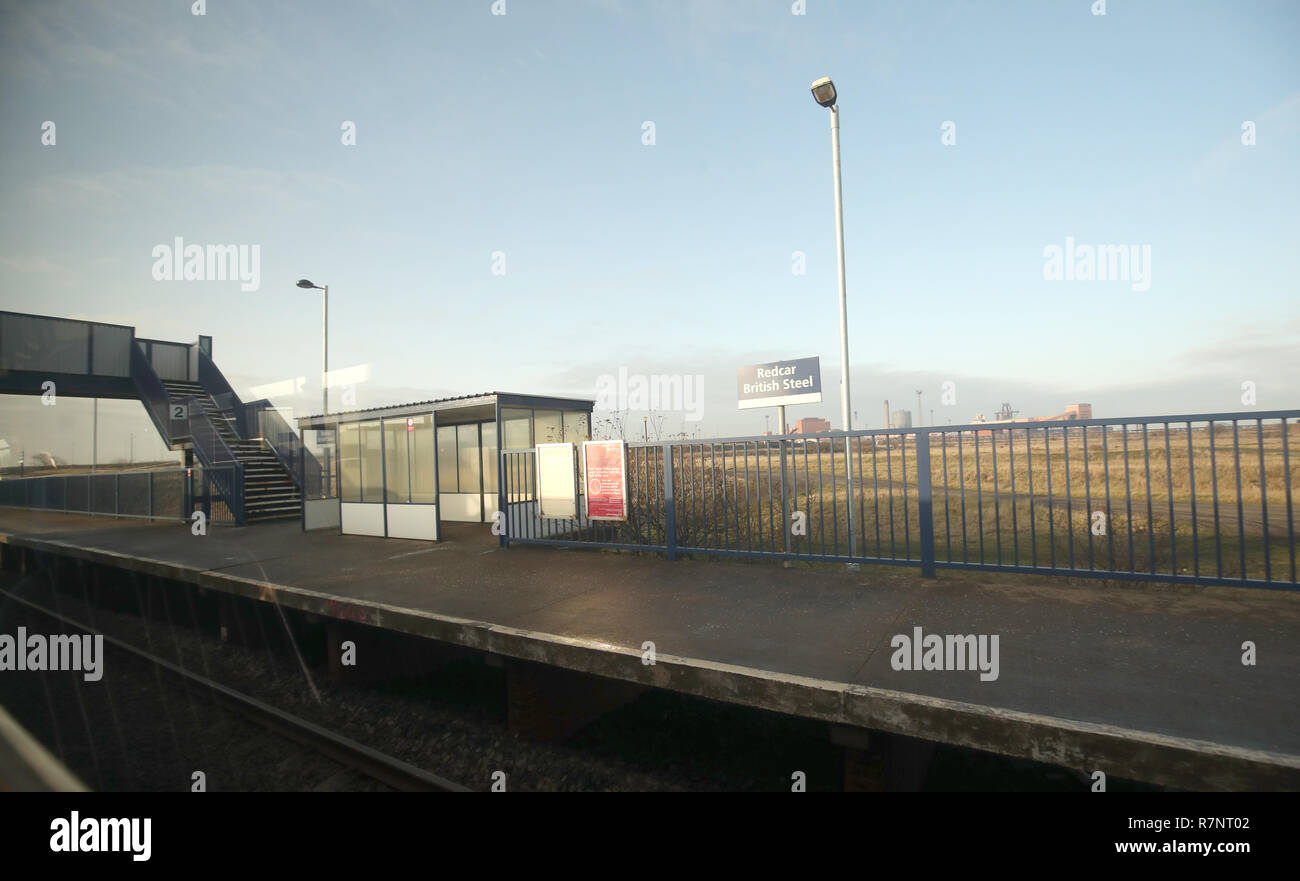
(0, 310), (320, 524)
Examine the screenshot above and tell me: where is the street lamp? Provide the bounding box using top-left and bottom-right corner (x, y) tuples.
(297, 279), (329, 416)
(916, 389), (923, 427)
(811, 75), (856, 554)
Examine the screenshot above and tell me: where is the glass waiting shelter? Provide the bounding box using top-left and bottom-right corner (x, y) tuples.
(295, 391), (593, 541)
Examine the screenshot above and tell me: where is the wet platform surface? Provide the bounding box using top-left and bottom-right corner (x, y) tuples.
(1, 509), (1297, 789)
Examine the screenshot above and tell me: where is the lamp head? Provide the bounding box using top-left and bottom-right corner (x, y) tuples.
(810, 77), (837, 108)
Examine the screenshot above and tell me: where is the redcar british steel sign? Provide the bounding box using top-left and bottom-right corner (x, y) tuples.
(583, 440), (628, 521)
(736, 357), (823, 410)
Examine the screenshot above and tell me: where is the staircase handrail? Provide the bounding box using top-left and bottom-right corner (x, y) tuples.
(129, 343), (187, 446)
(182, 393), (246, 525)
(195, 347), (250, 436)
(244, 398), (322, 496)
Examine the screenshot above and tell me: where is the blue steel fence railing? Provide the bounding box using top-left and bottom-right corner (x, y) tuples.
(0, 467), (189, 521)
(131, 343), (245, 524)
(501, 411), (1300, 590)
(182, 394), (246, 525)
(188, 464), (239, 525)
(197, 347), (248, 435)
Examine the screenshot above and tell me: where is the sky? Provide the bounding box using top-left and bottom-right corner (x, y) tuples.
(1, 0), (1297, 460)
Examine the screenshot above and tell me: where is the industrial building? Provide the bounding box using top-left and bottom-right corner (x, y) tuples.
(788, 417), (831, 435)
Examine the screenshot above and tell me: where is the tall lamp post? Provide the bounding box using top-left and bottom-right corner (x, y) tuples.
(812, 76), (856, 556)
(297, 279), (329, 416)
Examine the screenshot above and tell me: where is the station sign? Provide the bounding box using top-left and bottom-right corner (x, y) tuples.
(583, 440), (628, 521)
(535, 442), (578, 519)
(736, 357), (822, 410)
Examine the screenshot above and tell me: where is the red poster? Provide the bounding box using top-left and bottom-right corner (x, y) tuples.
(584, 440), (628, 521)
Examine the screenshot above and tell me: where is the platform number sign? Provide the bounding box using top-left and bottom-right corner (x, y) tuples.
(171, 403), (188, 421)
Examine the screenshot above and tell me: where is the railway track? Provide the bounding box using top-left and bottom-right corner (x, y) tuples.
(0, 586), (469, 793)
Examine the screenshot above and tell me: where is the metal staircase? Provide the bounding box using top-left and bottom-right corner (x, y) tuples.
(0, 310), (322, 526)
(160, 380), (302, 522)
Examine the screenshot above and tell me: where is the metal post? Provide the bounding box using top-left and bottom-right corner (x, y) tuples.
(780, 438), (791, 556)
(916, 430), (936, 577)
(496, 401), (507, 548)
(662, 443), (677, 560)
(777, 404), (786, 436)
(92, 399), (98, 474)
(322, 285), (329, 417)
(829, 104), (856, 556)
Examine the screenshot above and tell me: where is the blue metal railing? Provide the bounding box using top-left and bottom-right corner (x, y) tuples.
(245, 399), (321, 495)
(0, 467), (189, 521)
(502, 411), (1300, 591)
(196, 347), (251, 436)
(183, 394), (245, 525)
(197, 346), (322, 494)
(128, 344), (246, 524)
(129, 342), (188, 444)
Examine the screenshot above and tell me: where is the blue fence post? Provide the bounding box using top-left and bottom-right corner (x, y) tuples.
(662, 443), (677, 560)
(916, 429), (936, 577)
(235, 462), (246, 525)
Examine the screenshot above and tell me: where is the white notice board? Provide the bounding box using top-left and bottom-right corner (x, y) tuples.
(535, 443), (578, 519)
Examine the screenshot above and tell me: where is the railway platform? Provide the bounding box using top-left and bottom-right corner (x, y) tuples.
(0, 509), (1297, 790)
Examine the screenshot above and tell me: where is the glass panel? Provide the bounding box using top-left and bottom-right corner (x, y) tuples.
(481, 422), (498, 494)
(383, 419), (410, 503)
(340, 423), (361, 502)
(411, 415), (436, 503)
(564, 412), (589, 490)
(91, 324), (132, 377)
(562, 411), (590, 444)
(360, 421), (384, 503)
(0, 314), (89, 374)
(533, 409), (563, 445)
(437, 425), (458, 493)
(150, 342), (188, 381)
(457, 423), (481, 493)
(304, 428), (339, 499)
(502, 408), (532, 449)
